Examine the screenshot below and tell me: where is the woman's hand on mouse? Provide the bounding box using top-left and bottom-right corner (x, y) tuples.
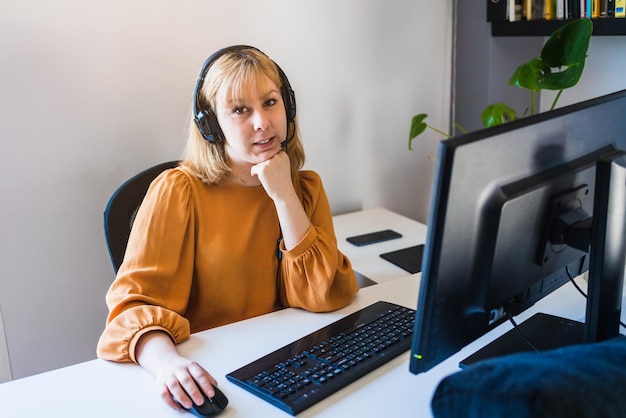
(156, 353), (217, 410)
(134, 331), (218, 410)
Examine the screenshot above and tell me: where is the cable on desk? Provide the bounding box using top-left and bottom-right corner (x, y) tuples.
(506, 311), (541, 353)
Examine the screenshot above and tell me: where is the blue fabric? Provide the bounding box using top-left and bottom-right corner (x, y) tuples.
(431, 336), (626, 418)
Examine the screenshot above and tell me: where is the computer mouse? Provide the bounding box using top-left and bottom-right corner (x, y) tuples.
(184, 386), (229, 417)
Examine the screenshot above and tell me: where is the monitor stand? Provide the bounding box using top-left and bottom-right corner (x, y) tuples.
(459, 312), (584, 368)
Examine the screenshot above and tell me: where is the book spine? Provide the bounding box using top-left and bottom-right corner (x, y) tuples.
(545, 0), (552, 18)
(607, 0), (615, 16)
(509, 0), (517, 20)
(593, 0), (601, 16)
(616, 0), (626, 17)
(515, 0), (524, 20)
(568, 0), (579, 17)
(557, 0), (565, 18)
(600, 0), (608, 16)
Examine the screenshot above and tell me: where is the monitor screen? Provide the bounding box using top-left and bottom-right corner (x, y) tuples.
(410, 89), (626, 374)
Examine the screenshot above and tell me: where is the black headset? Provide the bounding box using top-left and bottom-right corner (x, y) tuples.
(192, 45), (297, 143)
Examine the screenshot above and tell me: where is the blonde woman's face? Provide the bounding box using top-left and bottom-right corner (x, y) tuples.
(216, 74), (287, 171)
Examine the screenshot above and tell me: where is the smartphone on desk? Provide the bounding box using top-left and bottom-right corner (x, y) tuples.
(346, 229), (402, 246)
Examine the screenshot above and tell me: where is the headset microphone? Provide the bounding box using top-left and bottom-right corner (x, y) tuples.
(279, 120), (298, 150)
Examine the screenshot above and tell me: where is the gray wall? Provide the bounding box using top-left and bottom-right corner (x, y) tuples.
(454, 0), (626, 133)
(454, 0), (543, 134)
(0, 1), (453, 379)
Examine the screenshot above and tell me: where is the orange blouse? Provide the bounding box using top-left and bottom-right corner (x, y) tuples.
(96, 167), (359, 363)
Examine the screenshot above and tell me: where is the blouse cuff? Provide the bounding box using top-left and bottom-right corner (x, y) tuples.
(280, 224), (317, 259)
(97, 305), (191, 364)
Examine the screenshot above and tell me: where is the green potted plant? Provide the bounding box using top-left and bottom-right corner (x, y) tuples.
(409, 18), (594, 150)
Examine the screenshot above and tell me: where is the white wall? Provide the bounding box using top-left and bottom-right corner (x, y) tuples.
(0, 1), (453, 378)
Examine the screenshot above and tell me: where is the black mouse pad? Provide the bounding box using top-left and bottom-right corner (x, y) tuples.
(354, 271), (377, 288)
(379, 244), (424, 274)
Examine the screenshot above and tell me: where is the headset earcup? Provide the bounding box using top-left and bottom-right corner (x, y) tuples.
(285, 87), (297, 122)
(194, 108), (223, 143)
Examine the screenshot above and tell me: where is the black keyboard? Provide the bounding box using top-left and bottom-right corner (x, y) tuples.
(226, 301), (415, 415)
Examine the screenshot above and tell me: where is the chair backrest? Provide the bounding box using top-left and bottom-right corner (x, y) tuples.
(103, 161), (179, 273)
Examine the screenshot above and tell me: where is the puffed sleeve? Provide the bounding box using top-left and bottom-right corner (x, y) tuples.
(97, 169), (196, 363)
(278, 171), (359, 312)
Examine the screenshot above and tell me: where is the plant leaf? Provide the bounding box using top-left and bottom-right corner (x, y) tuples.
(481, 103), (517, 128)
(541, 18), (593, 67)
(537, 19), (592, 90)
(510, 19), (592, 93)
(409, 113), (428, 150)
(536, 62), (586, 90)
(509, 58), (548, 91)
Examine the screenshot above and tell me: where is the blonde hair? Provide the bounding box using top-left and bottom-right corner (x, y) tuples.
(181, 48), (305, 184)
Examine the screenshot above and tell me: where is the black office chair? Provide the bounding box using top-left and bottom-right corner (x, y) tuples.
(103, 161), (180, 273)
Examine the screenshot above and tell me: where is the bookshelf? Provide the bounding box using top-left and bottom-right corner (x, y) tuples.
(491, 18), (626, 36)
(488, 1), (626, 36)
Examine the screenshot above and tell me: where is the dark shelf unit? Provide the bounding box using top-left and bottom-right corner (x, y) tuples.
(491, 18), (626, 36)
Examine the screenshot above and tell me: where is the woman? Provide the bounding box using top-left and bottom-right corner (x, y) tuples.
(96, 45), (359, 411)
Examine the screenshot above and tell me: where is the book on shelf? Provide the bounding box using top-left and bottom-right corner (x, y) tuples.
(508, 0), (524, 20)
(593, 0), (600, 16)
(617, 0), (626, 16)
(557, 0), (565, 17)
(600, 0), (615, 17)
(576, 0), (584, 17)
(526, 0), (545, 19)
(544, 0), (553, 18)
(568, 0), (580, 18)
(490, 0), (625, 20)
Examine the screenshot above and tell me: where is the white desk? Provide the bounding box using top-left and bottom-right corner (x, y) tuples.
(0, 208), (598, 417)
(333, 208), (428, 283)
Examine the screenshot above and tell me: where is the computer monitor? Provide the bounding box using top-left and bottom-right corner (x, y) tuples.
(409, 89), (626, 375)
